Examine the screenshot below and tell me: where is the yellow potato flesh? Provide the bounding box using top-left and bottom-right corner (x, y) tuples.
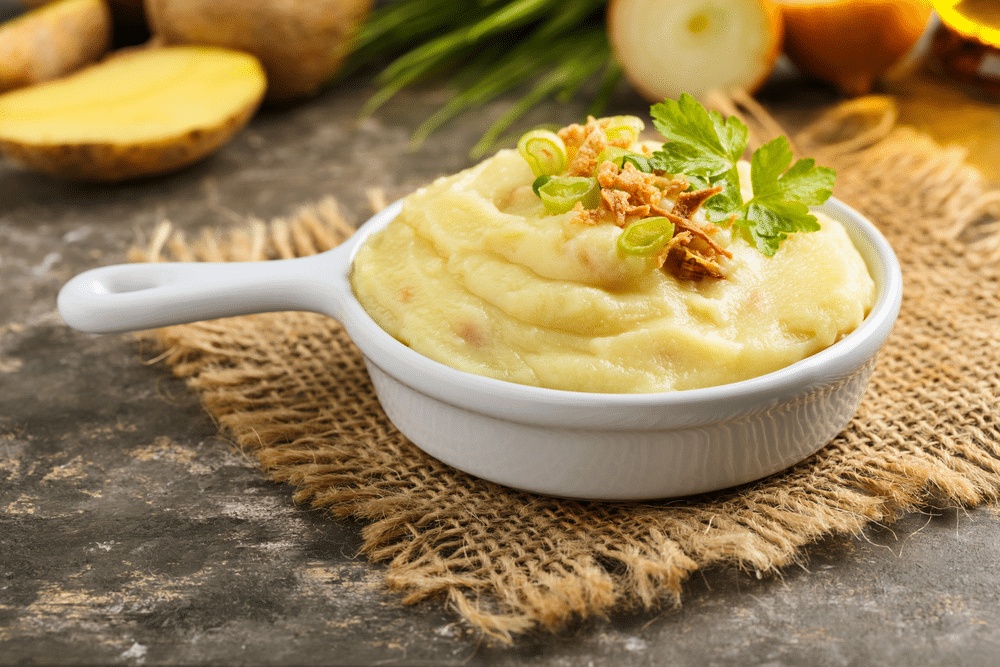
(0, 46), (264, 144)
(0, 46), (266, 180)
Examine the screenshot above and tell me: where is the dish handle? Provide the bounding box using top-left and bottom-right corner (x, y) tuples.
(57, 251), (344, 334)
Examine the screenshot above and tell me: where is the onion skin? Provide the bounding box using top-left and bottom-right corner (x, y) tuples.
(777, 0), (933, 97)
(607, 0), (784, 103)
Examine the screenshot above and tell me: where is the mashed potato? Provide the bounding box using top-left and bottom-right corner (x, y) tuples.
(351, 149), (875, 393)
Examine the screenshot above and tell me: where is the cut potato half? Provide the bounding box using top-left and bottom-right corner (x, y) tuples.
(0, 0), (112, 93)
(0, 45), (266, 181)
(608, 0), (783, 102)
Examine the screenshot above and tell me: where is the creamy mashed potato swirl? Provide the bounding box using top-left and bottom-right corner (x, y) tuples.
(351, 149), (875, 393)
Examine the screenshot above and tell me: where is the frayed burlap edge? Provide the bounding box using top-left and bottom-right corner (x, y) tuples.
(129, 97), (1000, 643)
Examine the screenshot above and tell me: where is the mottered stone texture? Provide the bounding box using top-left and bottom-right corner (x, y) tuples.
(3, 9), (1000, 662)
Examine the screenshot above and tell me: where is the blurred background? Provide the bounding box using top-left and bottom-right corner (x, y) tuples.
(3, 3), (1000, 664)
(1, 0), (998, 182)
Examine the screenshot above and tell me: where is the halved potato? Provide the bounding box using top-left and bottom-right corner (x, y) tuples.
(0, 45), (266, 181)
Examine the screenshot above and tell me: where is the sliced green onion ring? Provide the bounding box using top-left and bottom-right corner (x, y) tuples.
(518, 129), (567, 177)
(531, 174), (551, 197)
(595, 147), (652, 173)
(603, 115), (645, 145)
(538, 176), (600, 214)
(617, 216), (676, 256)
(595, 146), (628, 167)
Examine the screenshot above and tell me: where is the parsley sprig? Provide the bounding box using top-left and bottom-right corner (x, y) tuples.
(649, 94), (836, 256)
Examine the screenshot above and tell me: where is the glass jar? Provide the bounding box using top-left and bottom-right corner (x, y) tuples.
(931, 0), (1000, 95)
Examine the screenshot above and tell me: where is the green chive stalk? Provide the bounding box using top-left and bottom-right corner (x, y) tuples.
(342, 0), (616, 156)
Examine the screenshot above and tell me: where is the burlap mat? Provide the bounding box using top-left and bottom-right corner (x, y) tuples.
(131, 97), (1000, 641)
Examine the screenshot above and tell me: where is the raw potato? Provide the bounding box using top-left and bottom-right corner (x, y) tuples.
(20, 0), (140, 8)
(607, 0), (783, 102)
(144, 0), (373, 101)
(21, 0), (148, 37)
(0, 0), (112, 93)
(0, 45), (266, 181)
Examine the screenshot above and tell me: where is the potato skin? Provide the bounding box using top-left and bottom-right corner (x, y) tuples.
(0, 46), (266, 181)
(0, 101), (257, 181)
(144, 0), (373, 101)
(19, 0), (141, 8)
(0, 0), (112, 93)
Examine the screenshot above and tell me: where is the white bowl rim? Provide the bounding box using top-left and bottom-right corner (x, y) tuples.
(337, 197), (902, 430)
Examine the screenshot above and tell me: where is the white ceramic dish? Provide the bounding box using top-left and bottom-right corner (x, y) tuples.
(58, 198), (902, 500)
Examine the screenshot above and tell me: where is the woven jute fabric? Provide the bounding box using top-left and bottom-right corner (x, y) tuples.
(131, 97), (1000, 641)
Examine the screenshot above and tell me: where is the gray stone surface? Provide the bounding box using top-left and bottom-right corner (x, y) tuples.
(3, 18), (1000, 664)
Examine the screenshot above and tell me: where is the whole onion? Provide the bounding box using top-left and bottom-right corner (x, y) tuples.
(775, 0), (933, 97)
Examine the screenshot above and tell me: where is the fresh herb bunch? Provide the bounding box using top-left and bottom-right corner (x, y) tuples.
(346, 0), (618, 157)
(649, 94), (836, 256)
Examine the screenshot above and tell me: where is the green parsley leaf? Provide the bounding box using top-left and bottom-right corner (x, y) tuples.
(650, 93), (748, 179)
(702, 181), (742, 220)
(619, 152), (652, 173)
(648, 94), (836, 257)
(749, 137), (836, 206)
(731, 136), (836, 256)
(743, 200), (818, 257)
(648, 142), (730, 180)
